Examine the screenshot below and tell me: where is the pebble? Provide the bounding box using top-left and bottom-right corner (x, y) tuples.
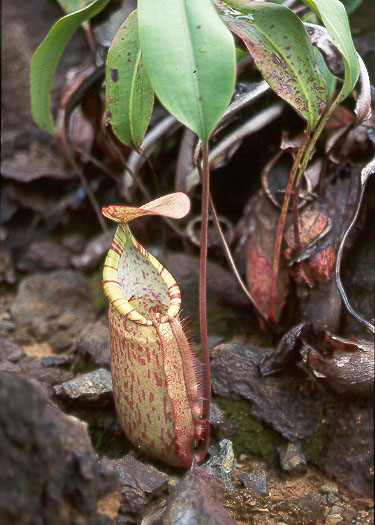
(53, 368), (113, 403)
(278, 442), (307, 473)
(203, 439), (234, 491)
(330, 505), (344, 515)
(238, 469), (268, 496)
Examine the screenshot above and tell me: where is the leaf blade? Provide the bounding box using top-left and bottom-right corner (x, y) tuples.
(30, 0), (110, 135)
(138, 0), (236, 142)
(106, 10), (154, 151)
(214, 0), (327, 129)
(302, 0), (360, 100)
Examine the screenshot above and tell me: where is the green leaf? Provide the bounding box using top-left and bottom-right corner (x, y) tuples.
(138, 0), (236, 143)
(30, 0), (110, 135)
(315, 48), (337, 105)
(214, 0), (327, 129)
(56, 0), (92, 15)
(106, 10), (154, 151)
(302, 0), (360, 101)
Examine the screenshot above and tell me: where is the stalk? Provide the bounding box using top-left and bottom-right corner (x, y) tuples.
(268, 130), (310, 323)
(194, 142), (211, 464)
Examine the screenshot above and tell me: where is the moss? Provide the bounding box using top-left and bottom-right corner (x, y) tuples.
(216, 397), (284, 459)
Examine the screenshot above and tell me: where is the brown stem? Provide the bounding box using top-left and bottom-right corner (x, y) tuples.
(292, 182), (301, 254)
(194, 142), (211, 465)
(268, 130), (310, 323)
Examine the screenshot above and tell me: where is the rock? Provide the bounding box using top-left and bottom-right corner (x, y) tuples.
(211, 343), (328, 441)
(322, 398), (374, 496)
(53, 368), (113, 404)
(41, 355), (72, 368)
(163, 253), (249, 321)
(11, 270), (96, 351)
(329, 505), (344, 515)
(102, 455), (168, 519)
(161, 467), (236, 525)
(341, 506), (358, 522)
(203, 439), (234, 491)
(71, 230), (115, 271)
(0, 248), (17, 284)
(0, 372), (116, 524)
(62, 233), (86, 254)
(278, 442), (307, 473)
(19, 356), (74, 385)
(210, 400), (236, 441)
(319, 482), (339, 495)
(16, 240), (71, 272)
(73, 318), (111, 368)
(238, 470), (268, 496)
(0, 336), (25, 362)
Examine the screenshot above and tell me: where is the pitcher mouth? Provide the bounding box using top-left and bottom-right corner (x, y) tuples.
(103, 224), (181, 325)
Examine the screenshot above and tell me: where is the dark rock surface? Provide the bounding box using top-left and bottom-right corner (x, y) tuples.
(73, 318), (111, 368)
(211, 342), (327, 441)
(161, 467), (236, 525)
(210, 399), (236, 440)
(11, 270), (96, 351)
(53, 368), (113, 404)
(0, 372), (116, 525)
(163, 253), (249, 321)
(20, 356), (74, 385)
(16, 240), (71, 272)
(238, 470), (268, 496)
(0, 336), (25, 362)
(71, 230), (115, 271)
(278, 442), (307, 473)
(203, 439), (234, 491)
(102, 455), (168, 520)
(322, 398), (374, 497)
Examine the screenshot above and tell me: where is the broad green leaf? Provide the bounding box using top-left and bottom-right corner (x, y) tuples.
(214, 0), (327, 129)
(138, 0), (236, 143)
(30, 0), (110, 135)
(302, 0), (360, 101)
(315, 48), (337, 104)
(56, 0), (92, 14)
(106, 10), (154, 151)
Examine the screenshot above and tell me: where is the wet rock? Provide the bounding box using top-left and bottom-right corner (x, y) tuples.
(278, 442), (307, 473)
(73, 318), (111, 368)
(53, 368), (113, 404)
(238, 470), (268, 496)
(102, 455), (168, 520)
(163, 253), (248, 320)
(11, 270), (96, 350)
(71, 230), (115, 271)
(322, 398), (374, 496)
(211, 343), (328, 441)
(0, 372), (116, 525)
(16, 240), (71, 272)
(0, 336), (25, 362)
(161, 467), (236, 525)
(210, 400), (236, 440)
(19, 356), (74, 385)
(203, 439), (234, 491)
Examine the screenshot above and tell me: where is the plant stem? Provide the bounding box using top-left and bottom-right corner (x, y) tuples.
(194, 142), (211, 465)
(268, 130), (310, 323)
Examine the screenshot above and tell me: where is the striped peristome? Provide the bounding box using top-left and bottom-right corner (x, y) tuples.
(102, 194), (204, 467)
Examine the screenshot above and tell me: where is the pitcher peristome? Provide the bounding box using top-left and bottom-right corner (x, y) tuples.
(102, 193), (204, 467)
